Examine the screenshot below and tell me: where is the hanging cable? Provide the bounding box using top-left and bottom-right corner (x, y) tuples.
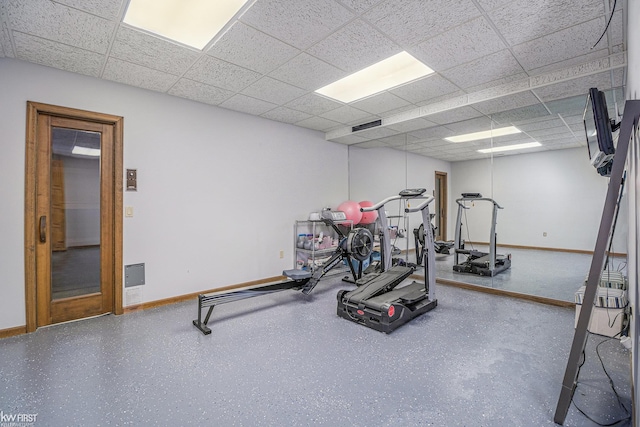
(591, 0), (617, 49)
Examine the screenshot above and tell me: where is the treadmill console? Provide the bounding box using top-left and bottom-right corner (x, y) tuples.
(461, 192), (482, 198)
(399, 188), (426, 197)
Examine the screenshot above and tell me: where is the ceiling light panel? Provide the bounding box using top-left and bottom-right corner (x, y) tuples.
(123, 0), (249, 50)
(445, 126), (521, 143)
(477, 142), (542, 154)
(315, 52), (434, 103)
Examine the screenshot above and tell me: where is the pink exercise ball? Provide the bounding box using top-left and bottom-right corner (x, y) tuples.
(337, 200), (362, 225)
(358, 200), (378, 225)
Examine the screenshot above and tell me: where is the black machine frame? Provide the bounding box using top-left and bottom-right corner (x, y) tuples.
(336, 189), (438, 333)
(193, 218), (373, 335)
(452, 193), (511, 277)
(555, 99), (640, 424)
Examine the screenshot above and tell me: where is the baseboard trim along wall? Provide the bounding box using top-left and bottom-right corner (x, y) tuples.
(0, 325), (27, 339)
(2, 272), (576, 339)
(431, 276), (575, 308)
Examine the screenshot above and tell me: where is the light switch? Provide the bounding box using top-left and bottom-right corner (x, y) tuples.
(125, 206), (134, 217)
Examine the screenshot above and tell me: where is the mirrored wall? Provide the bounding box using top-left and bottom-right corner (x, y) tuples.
(348, 88), (627, 303)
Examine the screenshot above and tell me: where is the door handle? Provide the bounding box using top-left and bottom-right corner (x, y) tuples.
(39, 215), (46, 243)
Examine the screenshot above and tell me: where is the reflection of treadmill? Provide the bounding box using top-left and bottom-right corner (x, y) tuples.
(336, 189), (437, 333)
(453, 193), (511, 277)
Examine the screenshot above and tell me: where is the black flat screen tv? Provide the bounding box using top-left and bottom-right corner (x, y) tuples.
(583, 87), (615, 176)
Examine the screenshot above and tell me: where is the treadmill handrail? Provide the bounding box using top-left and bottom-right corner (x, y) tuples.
(361, 194), (431, 212)
(455, 197), (503, 209)
(405, 196), (434, 213)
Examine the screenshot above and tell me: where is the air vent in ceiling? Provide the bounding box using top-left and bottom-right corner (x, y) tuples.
(352, 119), (382, 133)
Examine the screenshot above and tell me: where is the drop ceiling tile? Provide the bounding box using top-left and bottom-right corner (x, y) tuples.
(306, 19), (400, 73)
(424, 106), (484, 126)
(184, 56), (261, 92)
(416, 90), (467, 107)
(168, 79), (234, 106)
(269, 53), (345, 91)
(489, 103), (551, 124)
(463, 72), (529, 95)
(440, 50), (524, 90)
(526, 126), (575, 138)
(339, 0), (384, 14)
(444, 116), (493, 133)
(241, 76), (307, 105)
(365, 0), (481, 46)
(239, 0), (354, 50)
(412, 17), (505, 72)
(558, 114), (584, 125)
(517, 117), (564, 132)
(320, 105), (372, 124)
(207, 21), (299, 74)
(0, 21), (11, 57)
(533, 70), (624, 102)
(285, 93), (344, 116)
(390, 75), (460, 104)
(473, 91), (541, 115)
(295, 116), (343, 132)
(53, 0), (123, 19)
(351, 92), (411, 115)
(6, 0), (115, 53)
(386, 117), (438, 133)
(111, 26), (200, 75)
(475, 0), (514, 12)
(512, 19), (603, 71)
(13, 32), (103, 77)
(219, 94), (278, 116)
(544, 95), (589, 116)
(527, 48), (610, 77)
(487, 0), (604, 45)
(103, 58), (179, 92)
(409, 126), (456, 141)
(608, 10), (624, 46)
(261, 107), (313, 124)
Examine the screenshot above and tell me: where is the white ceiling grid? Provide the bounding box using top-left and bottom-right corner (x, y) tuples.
(0, 0), (626, 161)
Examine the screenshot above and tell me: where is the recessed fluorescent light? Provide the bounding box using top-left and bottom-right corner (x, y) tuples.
(315, 51), (434, 103)
(72, 146), (101, 157)
(123, 0), (249, 50)
(477, 142), (542, 154)
(445, 126), (522, 143)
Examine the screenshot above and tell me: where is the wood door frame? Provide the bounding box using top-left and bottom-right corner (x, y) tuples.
(25, 101), (123, 332)
(435, 171), (448, 241)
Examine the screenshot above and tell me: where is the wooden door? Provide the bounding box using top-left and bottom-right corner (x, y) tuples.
(25, 102), (123, 330)
(434, 171), (448, 241)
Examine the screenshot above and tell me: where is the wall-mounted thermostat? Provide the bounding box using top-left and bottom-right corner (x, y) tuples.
(126, 169), (137, 191)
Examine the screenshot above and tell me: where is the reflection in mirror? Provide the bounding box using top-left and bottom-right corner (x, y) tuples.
(51, 128), (101, 300)
(348, 88), (627, 303)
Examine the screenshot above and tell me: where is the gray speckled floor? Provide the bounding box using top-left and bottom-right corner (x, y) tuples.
(0, 276), (631, 426)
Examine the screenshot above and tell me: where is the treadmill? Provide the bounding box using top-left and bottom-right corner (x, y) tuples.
(336, 189), (437, 333)
(452, 193), (511, 277)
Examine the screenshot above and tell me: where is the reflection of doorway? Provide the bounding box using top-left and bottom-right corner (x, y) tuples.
(434, 171), (448, 241)
(25, 102), (124, 331)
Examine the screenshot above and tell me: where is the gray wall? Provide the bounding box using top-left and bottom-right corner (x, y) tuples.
(0, 58), (349, 329)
